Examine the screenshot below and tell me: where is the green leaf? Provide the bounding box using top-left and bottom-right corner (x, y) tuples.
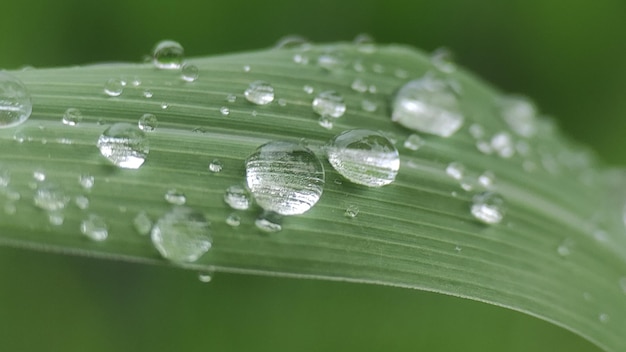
(1, 43), (625, 351)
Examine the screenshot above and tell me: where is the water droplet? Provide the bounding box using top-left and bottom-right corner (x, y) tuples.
(225, 94), (237, 103)
(394, 69), (409, 79)
(245, 141), (325, 215)
(62, 108), (83, 126)
(79, 174), (95, 190)
(557, 238), (575, 257)
(592, 228), (608, 242)
(430, 47), (456, 73)
(243, 65), (251, 72)
(368, 85), (377, 94)
(208, 159), (223, 173)
(220, 107), (230, 116)
(255, 211), (282, 233)
(224, 185), (251, 210)
(143, 90), (153, 98)
(97, 123), (149, 169)
(403, 134), (424, 151)
(104, 78), (124, 97)
(469, 124), (485, 139)
(317, 53), (345, 71)
(48, 212), (64, 226)
(391, 76), (464, 137)
(351, 79), (368, 93)
(225, 213), (241, 227)
(326, 129), (399, 187)
(446, 162), (465, 180)
(13, 131), (25, 143)
(454, 245), (462, 252)
(165, 189), (187, 205)
(198, 272), (213, 283)
(150, 206), (212, 263)
(499, 96), (537, 137)
(136, 113), (158, 132)
(4, 202), (16, 215)
(277, 98), (287, 107)
(181, 64), (199, 82)
(292, 53), (309, 65)
(478, 171), (496, 189)
(344, 205), (359, 218)
(491, 132), (515, 158)
(130, 77), (142, 87)
(312, 91), (346, 118)
(274, 35), (310, 49)
(303, 85), (314, 94)
(353, 60), (365, 72)
(0, 72), (32, 129)
(133, 211), (153, 235)
(0, 166), (10, 187)
(318, 116), (333, 130)
(471, 191), (505, 224)
(244, 81), (275, 105)
(354, 33), (376, 53)
(34, 183), (69, 211)
(74, 195), (89, 210)
(80, 214), (108, 241)
(152, 40), (184, 70)
(361, 99), (378, 112)
(160, 102), (170, 110)
(372, 64), (385, 74)
(4, 189), (20, 201)
(599, 313), (610, 324)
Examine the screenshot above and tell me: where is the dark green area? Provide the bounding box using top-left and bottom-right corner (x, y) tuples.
(0, 1), (621, 350)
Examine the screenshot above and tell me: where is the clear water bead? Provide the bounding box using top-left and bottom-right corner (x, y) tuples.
(326, 129), (399, 187)
(181, 64), (199, 82)
(97, 123), (149, 169)
(391, 75), (464, 137)
(351, 79), (368, 93)
(150, 206), (212, 263)
(79, 174), (95, 190)
(74, 195), (89, 210)
(198, 272), (213, 283)
(133, 211), (153, 235)
(138, 113), (158, 132)
(274, 35), (310, 49)
(0, 72), (32, 129)
(446, 162), (465, 180)
(33, 169), (46, 182)
(244, 81), (275, 105)
(255, 211), (282, 233)
(223, 185), (251, 210)
(104, 78), (124, 97)
(245, 141), (325, 215)
(208, 159), (223, 173)
(225, 213), (241, 227)
(303, 85), (314, 94)
(62, 108), (83, 126)
(499, 96), (537, 137)
(80, 214), (108, 241)
(471, 191), (505, 224)
(430, 47), (456, 73)
(403, 134), (424, 151)
(34, 183), (70, 211)
(344, 205), (359, 218)
(318, 116), (333, 129)
(312, 91), (346, 118)
(478, 171), (496, 189)
(165, 189), (187, 205)
(152, 40), (184, 70)
(220, 107), (230, 116)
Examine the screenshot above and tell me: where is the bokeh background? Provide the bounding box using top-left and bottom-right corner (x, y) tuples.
(1, 0), (624, 351)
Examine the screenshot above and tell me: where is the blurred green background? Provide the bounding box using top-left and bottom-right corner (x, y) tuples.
(1, 0), (624, 350)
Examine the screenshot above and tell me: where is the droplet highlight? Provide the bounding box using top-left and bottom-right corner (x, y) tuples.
(470, 191), (505, 224)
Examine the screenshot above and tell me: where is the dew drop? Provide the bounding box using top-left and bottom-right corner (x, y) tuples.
(361, 99), (378, 112)
(243, 65), (251, 72)
(181, 64), (199, 82)
(208, 159), (223, 173)
(430, 47), (456, 73)
(557, 238), (575, 257)
(478, 171), (496, 189)
(220, 107), (230, 116)
(150, 206), (212, 263)
(143, 90), (153, 98)
(79, 174), (95, 190)
(351, 79), (368, 93)
(62, 108), (83, 126)
(255, 211), (282, 233)
(225, 94), (237, 103)
(312, 91), (346, 118)
(137, 113), (158, 132)
(47, 212), (64, 226)
(74, 195), (89, 210)
(293, 53), (309, 65)
(599, 313), (610, 324)
(317, 53), (345, 71)
(152, 40), (184, 70)
(160, 102), (170, 110)
(33, 169), (46, 182)
(0, 166), (10, 187)
(403, 134), (424, 151)
(344, 205), (359, 218)
(165, 188), (187, 205)
(34, 183), (69, 212)
(97, 123), (149, 169)
(471, 191), (505, 224)
(80, 214), (108, 241)
(446, 162), (465, 181)
(245, 141), (325, 215)
(244, 81), (275, 105)
(224, 185), (251, 210)
(353, 33), (376, 53)
(0, 72), (32, 129)
(198, 272), (213, 283)
(104, 78), (124, 97)
(318, 116), (333, 130)
(277, 98), (287, 107)
(133, 211), (153, 235)
(225, 213), (241, 227)
(499, 96), (537, 137)
(391, 75), (464, 137)
(326, 129), (399, 187)
(491, 132), (515, 158)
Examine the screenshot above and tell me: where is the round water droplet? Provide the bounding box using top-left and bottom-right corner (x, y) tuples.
(499, 96), (537, 137)
(152, 40), (184, 70)
(312, 91), (346, 118)
(225, 94), (237, 103)
(62, 108), (83, 126)
(225, 213), (241, 227)
(430, 47), (456, 73)
(75, 195), (90, 210)
(446, 162), (465, 180)
(318, 116), (333, 130)
(34, 183), (69, 211)
(220, 107), (230, 116)
(351, 79), (368, 93)
(224, 185), (251, 210)
(277, 98), (287, 107)
(133, 211), (153, 235)
(104, 78), (124, 97)
(47, 212), (64, 226)
(317, 53), (345, 71)
(198, 272), (213, 283)
(403, 134), (424, 151)
(361, 99), (378, 112)
(138, 113), (158, 132)
(274, 35), (310, 49)
(245, 141), (325, 215)
(303, 85), (314, 94)
(208, 159), (223, 173)
(143, 90), (153, 98)
(557, 238), (575, 257)
(0, 72), (32, 129)
(80, 214), (108, 241)
(471, 191), (505, 224)
(326, 129), (399, 187)
(353, 33), (376, 53)
(165, 188), (186, 205)
(344, 205), (359, 218)
(255, 211), (282, 233)
(150, 206), (212, 263)
(97, 123), (149, 169)
(243, 65), (251, 72)
(391, 75), (464, 137)
(491, 132), (515, 158)
(469, 124), (485, 139)
(599, 313), (610, 324)
(244, 81), (275, 105)
(478, 171), (496, 189)
(181, 64), (199, 82)
(78, 174), (95, 190)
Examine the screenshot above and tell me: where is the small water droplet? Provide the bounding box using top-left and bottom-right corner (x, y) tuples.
(74, 195), (89, 210)
(391, 75), (464, 137)
(245, 141), (325, 215)
(165, 188), (187, 205)
(80, 214), (108, 241)
(160, 102), (169, 110)
(138, 113), (158, 132)
(491, 132), (515, 158)
(143, 90), (153, 98)
(277, 98), (287, 107)
(499, 96), (537, 137)
(312, 91), (346, 118)
(48, 212), (64, 226)
(133, 211), (153, 235)
(220, 107), (230, 116)
(0, 166), (10, 187)
(471, 191), (505, 224)
(104, 78), (124, 97)
(469, 124), (485, 139)
(446, 162), (465, 181)
(208, 159), (223, 173)
(557, 238), (575, 257)
(0, 72), (32, 129)
(372, 64), (385, 74)
(478, 171), (496, 189)
(317, 53), (345, 71)
(97, 123), (149, 169)
(394, 69), (409, 79)
(79, 174), (95, 190)
(13, 131), (25, 143)
(150, 206), (212, 263)
(130, 77), (142, 87)
(303, 85), (314, 94)
(244, 81), (275, 105)
(181, 64), (199, 82)
(353, 33), (376, 53)
(32, 170), (45, 182)
(351, 79), (368, 93)
(599, 313), (610, 324)
(403, 134), (424, 151)
(293, 53), (309, 65)
(225, 213), (241, 227)
(318, 116), (333, 129)
(34, 183), (69, 211)
(243, 65), (251, 72)
(255, 211), (283, 233)
(430, 47), (456, 73)
(225, 94), (237, 103)
(224, 185), (251, 210)
(361, 99), (378, 112)
(326, 129), (399, 187)
(152, 40), (184, 70)
(62, 108), (83, 126)
(198, 271), (213, 283)
(344, 205), (359, 218)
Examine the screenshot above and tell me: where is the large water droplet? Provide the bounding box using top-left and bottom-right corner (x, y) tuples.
(0, 72), (32, 128)
(312, 91), (346, 118)
(150, 206), (212, 263)
(138, 113), (158, 132)
(471, 191), (505, 224)
(152, 40), (184, 70)
(224, 185), (251, 210)
(62, 108), (83, 126)
(244, 81), (275, 105)
(245, 141), (325, 215)
(499, 96), (537, 137)
(79, 174), (95, 190)
(208, 159), (223, 173)
(0, 165), (10, 187)
(34, 183), (70, 211)
(104, 78), (124, 97)
(80, 214), (108, 241)
(97, 123), (149, 169)
(326, 129), (399, 187)
(391, 75), (464, 137)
